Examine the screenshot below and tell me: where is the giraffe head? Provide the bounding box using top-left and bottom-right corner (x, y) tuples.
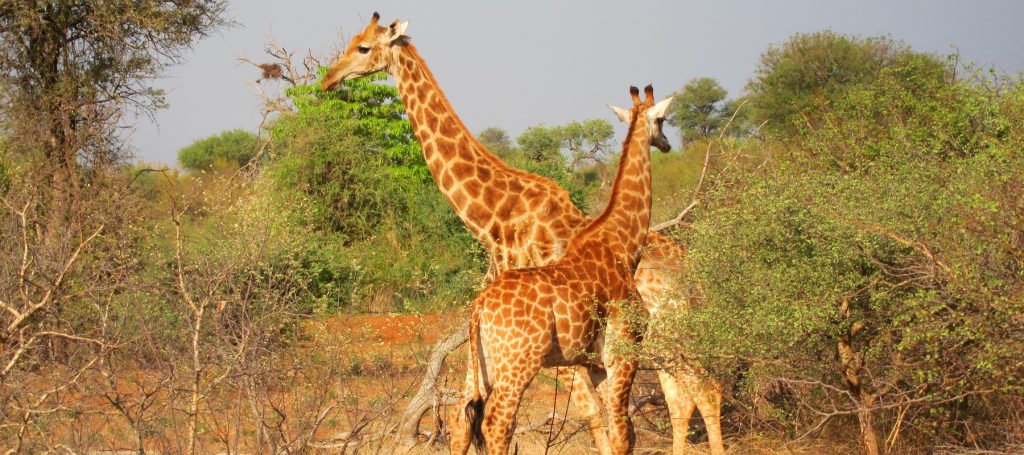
(609, 85), (674, 152)
(321, 12), (410, 91)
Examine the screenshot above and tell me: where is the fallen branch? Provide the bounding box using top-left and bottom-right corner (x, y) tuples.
(396, 322), (469, 445)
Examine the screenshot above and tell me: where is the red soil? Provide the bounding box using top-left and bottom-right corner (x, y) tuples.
(322, 313), (443, 344)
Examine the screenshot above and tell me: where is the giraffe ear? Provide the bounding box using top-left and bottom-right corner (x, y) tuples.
(608, 105), (631, 123)
(385, 20), (410, 45)
(648, 96), (674, 120)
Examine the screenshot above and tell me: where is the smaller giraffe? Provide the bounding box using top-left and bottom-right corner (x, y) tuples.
(449, 86), (673, 455)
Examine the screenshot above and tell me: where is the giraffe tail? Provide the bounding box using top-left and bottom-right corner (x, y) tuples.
(465, 299), (486, 450)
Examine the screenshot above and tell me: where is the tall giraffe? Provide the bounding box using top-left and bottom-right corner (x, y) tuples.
(321, 13), (723, 455)
(452, 85), (670, 455)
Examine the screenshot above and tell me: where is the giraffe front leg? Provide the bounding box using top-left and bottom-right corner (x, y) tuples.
(557, 367), (613, 455)
(599, 358), (639, 455)
(601, 305), (646, 455)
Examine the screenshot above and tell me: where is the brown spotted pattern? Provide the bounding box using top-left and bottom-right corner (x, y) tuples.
(445, 87), (659, 455)
(321, 14), (723, 455)
(393, 45), (587, 274)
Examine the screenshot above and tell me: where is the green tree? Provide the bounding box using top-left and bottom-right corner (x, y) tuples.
(746, 30), (945, 137)
(516, 125), (564, 164)
(0, 5), (228, 448)
(265, 70), (484, 312)
(669, 77), (729, 142)
(0, 1), (228, 212)
(270, 73), (420, 240)
(559, 119), (615, 168)
(477, 127), (514, 158)
(515, 119), (616, 168)
(178, 129), (258, 171)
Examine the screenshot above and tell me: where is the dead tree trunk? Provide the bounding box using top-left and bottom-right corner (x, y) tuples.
(396, 322), (469, 446)
(839, 336), (881, 455)
(838, 298), (880, 455)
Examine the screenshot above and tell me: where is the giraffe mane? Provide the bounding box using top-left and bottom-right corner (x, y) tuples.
(401, 43), (580, 189)
(571, 90), (643, 237)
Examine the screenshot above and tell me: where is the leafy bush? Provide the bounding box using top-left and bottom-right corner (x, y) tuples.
(263, 71), (485, 313)
(268, 113), (402, 242)
(286, 71), (426, 181)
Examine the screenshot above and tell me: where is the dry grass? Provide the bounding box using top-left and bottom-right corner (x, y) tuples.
(11, 310), (870, 454)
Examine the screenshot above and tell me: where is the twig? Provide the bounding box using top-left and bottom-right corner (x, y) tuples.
(652, 99), (750, 232)
(515, 412), (566, 435)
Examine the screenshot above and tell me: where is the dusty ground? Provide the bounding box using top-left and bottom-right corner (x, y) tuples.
(310, 311), (722, 454)
(307, 312), (853, 454)
(314, 311), (628, 453)
(35, 311), (849, 454)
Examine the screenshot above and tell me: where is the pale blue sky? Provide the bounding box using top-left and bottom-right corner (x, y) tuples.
(129, 0), (1024, 165)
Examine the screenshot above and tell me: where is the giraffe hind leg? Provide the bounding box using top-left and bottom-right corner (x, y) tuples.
(482, 368), (538, 454)
(694, 381), (724, 455)
(449, 382), (479, 455)
(677, 368), (725, 455)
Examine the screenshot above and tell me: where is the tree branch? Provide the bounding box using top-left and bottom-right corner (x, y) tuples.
(653, 99), (750, 232)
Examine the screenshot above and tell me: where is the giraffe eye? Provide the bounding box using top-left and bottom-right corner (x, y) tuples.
(357, 46), (371, 54)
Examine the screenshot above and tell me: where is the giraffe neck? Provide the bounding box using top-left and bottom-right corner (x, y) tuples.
(571, 111), (653, 268)
(386, 44), (591, 267)
(388, 44), (510, 229)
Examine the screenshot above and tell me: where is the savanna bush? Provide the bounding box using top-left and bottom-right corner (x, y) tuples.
(651, 58), (1024, 451)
